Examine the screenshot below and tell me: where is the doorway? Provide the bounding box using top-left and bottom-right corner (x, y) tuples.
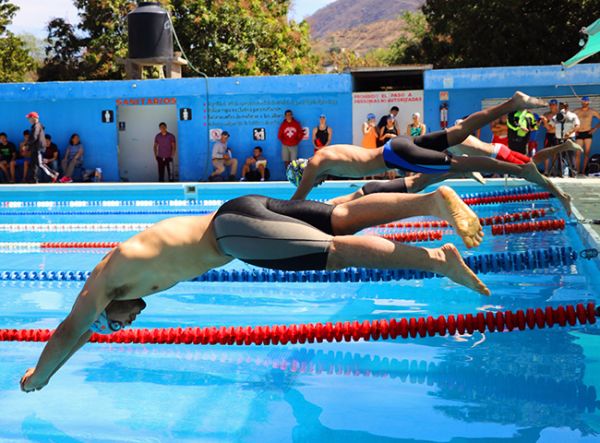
(117, 104), (179, 182)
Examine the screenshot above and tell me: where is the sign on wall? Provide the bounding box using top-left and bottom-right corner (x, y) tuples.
(253, 128), (266, 141)
(351, 90), (424, 145)
(101, 110), (114, 123)
(116, 97), (177, 106)
(180, 108), (192, 121)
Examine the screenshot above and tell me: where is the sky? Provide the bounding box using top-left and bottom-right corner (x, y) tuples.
(8, 0), (336, 38)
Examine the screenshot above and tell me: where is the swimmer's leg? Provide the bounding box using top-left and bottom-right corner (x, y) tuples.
(328, 189), (364, 205)
(532, 139), (583, 165)
(446, 92), (547, 146)
(332, 186), (483, 248)
(327, 237), (490, 295)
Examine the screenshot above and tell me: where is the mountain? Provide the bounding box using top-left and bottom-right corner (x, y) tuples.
(306, 0), (424, 40)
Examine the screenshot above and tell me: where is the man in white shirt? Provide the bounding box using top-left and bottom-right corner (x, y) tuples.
(550, 103), (580, 176)
(210, 131), (238, 181)
(551, 102), (580, 141)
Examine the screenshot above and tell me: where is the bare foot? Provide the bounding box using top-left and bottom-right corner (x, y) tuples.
(434, 186), (484, 248)
(466, 171), (486, 185)
(512, 91), (548, 108)
(559, 139), (584, 154)
(520, 163), (572, 215)
(432, 244), (490, 295)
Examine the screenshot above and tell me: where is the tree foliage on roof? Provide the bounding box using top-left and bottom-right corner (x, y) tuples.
(0, 0), (34, 82)
(388, 0), (600, 67)
(38, 0), (318, 81)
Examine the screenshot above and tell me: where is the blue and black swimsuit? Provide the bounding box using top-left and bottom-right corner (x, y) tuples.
(382, 130), (454, 174)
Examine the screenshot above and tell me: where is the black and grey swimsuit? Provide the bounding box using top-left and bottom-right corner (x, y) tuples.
(213, 196), (335, 271)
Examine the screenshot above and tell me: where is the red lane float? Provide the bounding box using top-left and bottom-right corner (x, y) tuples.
(1, 303), (595, 345)
(463, 192), (551, 206)
(378, 230), (444, 242)
(39, 242), (120, 249)
(378, 209), (550, 229)
(492, 219), (566, 236)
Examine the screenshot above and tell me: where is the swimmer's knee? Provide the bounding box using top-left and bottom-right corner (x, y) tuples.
(325, 238), (345, 270)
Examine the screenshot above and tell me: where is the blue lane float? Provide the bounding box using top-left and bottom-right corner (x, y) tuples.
(0, 247), (576, 283)
(0, 185), (545, 216)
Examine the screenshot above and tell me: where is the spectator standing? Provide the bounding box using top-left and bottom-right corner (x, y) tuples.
(551, 102), (580, 176)
(491, 115), (509, 146)
(540, 99), (559, 175)
(379, 115), (399, 179)
(61, 133), (84, 182)
(406, 112), (426, 137)
(25, 112), (58, 182)
(43, 135), (60, 173)
(574, 96), (600, 174)
(377, 106), (401, 138)
(210, 131), (238, 181)
(240, 147), (268, 181)
(277, 110), (303, 169)
(507, 109), (537, 155)
(0, 132), (17, 183)
(361, 113), (378, 149)
(379, 115), (398, 145)
(312, 114), (332, 153)
(16, 130), (31, 182)
(153, 122), (176, 182)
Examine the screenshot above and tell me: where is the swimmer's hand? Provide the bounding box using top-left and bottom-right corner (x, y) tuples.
(20, 367), (48, 393)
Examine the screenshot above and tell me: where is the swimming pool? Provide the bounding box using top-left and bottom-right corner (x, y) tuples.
(1, 180), (599, 442)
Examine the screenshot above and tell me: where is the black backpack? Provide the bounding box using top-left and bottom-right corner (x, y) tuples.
(587, 154), (600, 174)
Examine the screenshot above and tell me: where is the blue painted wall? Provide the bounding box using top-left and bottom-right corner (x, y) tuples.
(0, 64), (598, 182)
(0, 74), (352, 181)
(423, 64), (600, 154)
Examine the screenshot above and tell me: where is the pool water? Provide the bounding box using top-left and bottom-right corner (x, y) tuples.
(1, 180), (599, 443)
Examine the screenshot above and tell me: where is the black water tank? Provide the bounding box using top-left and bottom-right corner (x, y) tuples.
(128, 2), (173, 59)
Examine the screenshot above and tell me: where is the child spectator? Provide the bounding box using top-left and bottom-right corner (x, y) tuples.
(312, 114), (332, 153)
(0, 132), (17, 183)
(61, 133), (84, 182)
(42, 134), (60, 175)
(361, 113), (378, 149)
(277, 109), (303, 169)
(16, 130), (32, 182)
(210, 131), (238, 181)
(240, 147), (268, 181)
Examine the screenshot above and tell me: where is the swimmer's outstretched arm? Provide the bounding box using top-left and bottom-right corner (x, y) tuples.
(20, 272), (110, 392)
(291, 157), (329, 200)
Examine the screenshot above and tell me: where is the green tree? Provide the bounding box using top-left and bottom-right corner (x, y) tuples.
(385, 11), (428, 66)
(170, 0), (319, 76)
(38, 18), (85, 81)
(74, 0), (135, 79)
(391, 0), (600, 68)
(0, 0), (34, 82)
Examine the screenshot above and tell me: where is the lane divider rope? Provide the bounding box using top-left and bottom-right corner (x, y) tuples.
(2, 303), (595, 345)
(0, 247), (578, 282)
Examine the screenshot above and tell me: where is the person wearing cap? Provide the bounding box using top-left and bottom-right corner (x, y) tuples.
(361, 113), (378, 149)
(407, 112), (427, 137)
(210, 131), (238, 181)
(312, 114), (332, 154)
(25, 112), (58, 183)
(574, 96), (600, 174)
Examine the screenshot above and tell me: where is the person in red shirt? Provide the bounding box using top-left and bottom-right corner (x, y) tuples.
(277, 110), (303, 169)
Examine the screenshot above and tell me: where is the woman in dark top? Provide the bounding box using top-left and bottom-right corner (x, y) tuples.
(312, 114), (332, 154)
